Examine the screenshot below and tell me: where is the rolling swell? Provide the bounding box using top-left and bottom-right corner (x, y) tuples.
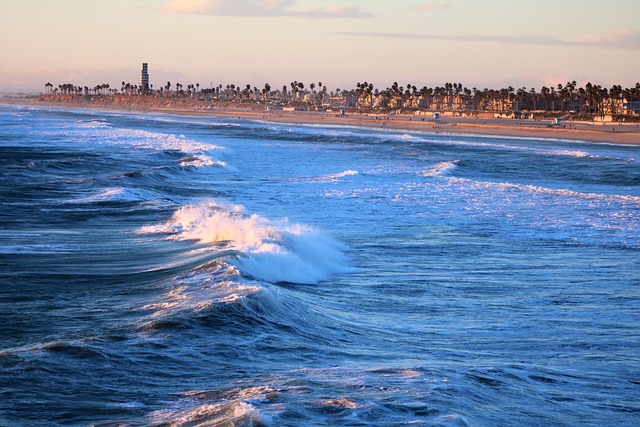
(2, 106), (639, 426)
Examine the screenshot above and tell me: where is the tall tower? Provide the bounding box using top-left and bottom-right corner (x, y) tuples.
(140, 63), (149, 95)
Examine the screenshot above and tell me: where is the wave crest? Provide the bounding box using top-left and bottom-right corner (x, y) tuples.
(419, 161), (459, 177)
(139, 202), (351, 284)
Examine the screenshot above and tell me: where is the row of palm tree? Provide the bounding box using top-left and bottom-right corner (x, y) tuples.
(44, 80), (640, 115)
(45, 82), (115, 96)
(353, 81), (640, 115)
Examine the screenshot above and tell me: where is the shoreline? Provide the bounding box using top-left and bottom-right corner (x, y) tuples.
(3, 96), (639, 145)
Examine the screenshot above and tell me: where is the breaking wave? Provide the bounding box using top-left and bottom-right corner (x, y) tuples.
(138, 201), (352, 284)
(419, 161), (459, 177)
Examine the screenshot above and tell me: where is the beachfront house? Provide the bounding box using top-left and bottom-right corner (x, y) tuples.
(623, 98), (640, 115)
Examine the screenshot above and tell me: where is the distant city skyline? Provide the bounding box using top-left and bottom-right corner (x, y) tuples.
(1, 0), (639, 93)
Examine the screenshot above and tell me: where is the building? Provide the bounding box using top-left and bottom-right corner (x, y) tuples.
(140, 63), (149, 95)
(623, 98), (640, 115)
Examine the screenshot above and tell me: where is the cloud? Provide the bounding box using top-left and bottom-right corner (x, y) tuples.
(416, 1), (452, 11)
(339, 29), (640, 50)
(291, 5), (374, 19)
(576, 29), (640, 50)
(162, 0), (374, 18)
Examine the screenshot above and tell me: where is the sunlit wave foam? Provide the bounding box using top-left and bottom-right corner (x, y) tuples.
(139, 263), (263, 320)
(148, 400), (268, 427)
(148, 386), (277, 426)
(138, 201), (351, 284)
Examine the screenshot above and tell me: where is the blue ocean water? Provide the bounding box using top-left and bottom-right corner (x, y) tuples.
(0, 104), (639, 426)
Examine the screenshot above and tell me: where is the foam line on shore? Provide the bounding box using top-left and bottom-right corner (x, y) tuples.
(2, 97), (640, 146)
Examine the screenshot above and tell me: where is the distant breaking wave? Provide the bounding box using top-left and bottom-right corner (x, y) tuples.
(418, 161), (459, 177)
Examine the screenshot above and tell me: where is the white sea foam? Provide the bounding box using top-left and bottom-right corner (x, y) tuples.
(319, 170), (360, 182)
(148, 401), (268, 427)
(419, 161), (459, 177)
(77, 119), (110, 129)
(439, 138), (598, 158)
(75, 187), (166, 203)
(148, 385), (279, 426)
(138, 201), (351, 284)
(333, 170), (359, 178)
(140, 263), (263, 317)
(75, 187), (126, 203)
(179, 154), (228, 169)
(448, 178), (640, 205)
(41, 124), (220, 153)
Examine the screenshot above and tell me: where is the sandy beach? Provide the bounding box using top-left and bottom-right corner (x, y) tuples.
(3, 95), (640, 145)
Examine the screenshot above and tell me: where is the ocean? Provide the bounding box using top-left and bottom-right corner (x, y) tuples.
(0, 104), (638, 426)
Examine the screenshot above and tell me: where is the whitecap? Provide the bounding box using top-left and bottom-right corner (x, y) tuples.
(179, 153), (228, 169)
(333, 170), (359, 178)
(138, 201), (352, 284)
(148, 401), (268, 427)
(419, 161), (459, 177)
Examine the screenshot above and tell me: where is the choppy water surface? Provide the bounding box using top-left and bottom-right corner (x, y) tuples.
(1, 105), (638, 426)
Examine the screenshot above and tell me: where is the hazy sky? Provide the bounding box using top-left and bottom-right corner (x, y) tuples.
(1, 0), (639, 93)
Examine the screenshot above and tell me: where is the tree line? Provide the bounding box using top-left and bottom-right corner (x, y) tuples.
(44, 80), (640, 116)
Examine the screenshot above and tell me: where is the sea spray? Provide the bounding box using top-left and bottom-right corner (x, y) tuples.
(138, 201), (352, 284)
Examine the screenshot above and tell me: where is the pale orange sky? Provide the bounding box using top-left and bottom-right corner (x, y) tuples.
(1, 0), (639, 93)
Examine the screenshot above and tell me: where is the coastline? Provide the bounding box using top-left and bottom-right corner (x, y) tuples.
(3, 95), (639, 145)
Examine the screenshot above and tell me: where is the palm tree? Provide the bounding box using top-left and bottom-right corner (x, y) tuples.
(263, 83), (271, 102)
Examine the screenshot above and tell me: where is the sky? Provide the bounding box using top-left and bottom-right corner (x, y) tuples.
(1, 0), (639, 93)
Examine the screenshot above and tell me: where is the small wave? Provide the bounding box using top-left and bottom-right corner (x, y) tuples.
(138, 201), (351, 284)
(333, 170), (359, 178)
(77, 119), (110, 129)
(429, 136), (602, 159)
(112, 401), (146, 409)
(41, 341), (105, 359)
(538, 148), (592, 158)
(74, 186), (167, 204)
(179, 154), (229, 169)
(314, 397), (360, 409)
(148, 386), (278, 426)
(395, 133), (423, 142)
(448, 178), (640, 205)
(40, 123), (220, 153)
(295, 170), (359, 183)
(419, 161), (459, 177)
(148, 401), (268, 427)
(139, 263), (263, 320)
